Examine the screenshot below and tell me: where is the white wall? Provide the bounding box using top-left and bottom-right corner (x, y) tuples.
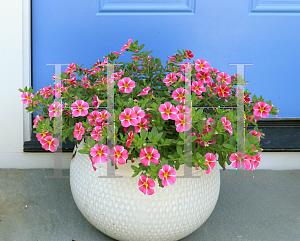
(0, 0), (299, 170)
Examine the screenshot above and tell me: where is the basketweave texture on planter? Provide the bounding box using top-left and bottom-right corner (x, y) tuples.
(70, 139), (221, 241)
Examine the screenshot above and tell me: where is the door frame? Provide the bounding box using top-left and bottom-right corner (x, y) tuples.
(23, 0), (32, 142)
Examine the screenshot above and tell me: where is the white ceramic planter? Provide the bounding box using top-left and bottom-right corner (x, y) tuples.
(70, 139), (220, 241)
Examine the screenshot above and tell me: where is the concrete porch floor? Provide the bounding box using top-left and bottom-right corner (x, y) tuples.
(0, 168), (299, 241)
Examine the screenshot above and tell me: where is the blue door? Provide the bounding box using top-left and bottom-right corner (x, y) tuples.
(32, 0), (300, 118)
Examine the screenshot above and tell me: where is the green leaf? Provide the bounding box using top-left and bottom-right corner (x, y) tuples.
(88, 137), (96, 147)
(162, 159), (168, 166)
(78, 149), (89, 154)
(131, 165), (139, 172)
(150, 161), (157, 170)
(140, 129), (148, 140)
(179, 132), (184, 140)
(175, 159), (180, 170)
(176, 145), (183, 155)
(132, 172), (139, 178)
(223, 143), (233, 150)
(252, 94), (257, 103)
(229, 135), (237, 147)
(199, 162), (208, 170)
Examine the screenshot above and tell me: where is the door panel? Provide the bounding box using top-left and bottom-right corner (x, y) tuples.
(32, 0), (300, 118)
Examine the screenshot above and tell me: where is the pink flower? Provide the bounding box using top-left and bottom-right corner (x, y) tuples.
(172, 87), (186, 103)
(126, 131), (134, 147)
(135, 118), (150, 133)
(175, 113), (192, 132)
(216, 72), (231, 85)
(249, 130), (261, 142)
(204, 117), (215, 130)
(140, 147), (160, 166)
(74, 122), (85, 140)
(176, 105), (191, 115)
(110, 51), (124, 58)
(87, 111), (100, 125)
(244, 94), (251, 104)
(48, 102), (63, 118)
(158, 165), (176, 186)
(204, 153), (216, 174)
(98, 110), (111, 122)
(119, 108), (138, 127)
(71, 100), (89, 117)
(131, 106), (145, 120)
(221, 117), (233, 135)
(121, 39), (133, 53)
(40, 136), (59, 152)
(92, 95), (102, 109)
(36, 129), (51, 142)
(113, 145), (128, 164)
(130, 56), (142, 62)
(244, 154), (255, 170)
(90, 126), (103, 142)
(250, 152), (261, 170)
(167, 54), (177, 63)
(91, 126), (103, 141)
(112, 71), (124, 80)
(191, 80), (206, 95)
(95, 121), (106, 130)
(196, 71), (211, 83)
(206, 82), (217, 95)
(185, 50), (194, 60)
(33, 115), (44, 128)
(118, 77), (135, 93)
(216, 85), (231, 98)
(138, 175), (155, 195)
(52, 83), (65, 99)
(65, 63), (76, 73)
(21, 91), (33, 105)
(137, 86), (151, 97)
(195, 59), (210, 72)
(159, 102), (178, 120)
(40, 86), (52, 98)
(180, 62), (193, 73)
(144, 114), (152, 122)
(229, 152), (244, 169)
(90, 144), (108, 163)
(209, 67), (218, 73)
(163, 73), (177, 86)
(253, 102), (271, 119)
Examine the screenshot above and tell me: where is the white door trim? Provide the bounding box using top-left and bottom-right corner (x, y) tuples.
(23, 0), (32, 142)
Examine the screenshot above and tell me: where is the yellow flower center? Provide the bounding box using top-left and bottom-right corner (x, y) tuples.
(125, 114), (131, 121)
(178, 93), (184, 99)
(146, 153), (152, 159)
(165, 108), (171, 115)
(124, 83), (129, 88)
(143, 181), (148, 189)
(97, 150), (103, 156)
(259, 107), (265, 112)
(164, 172), (169, 179)
(116, 152), (121, 158)
(181, 119), (185, 126)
